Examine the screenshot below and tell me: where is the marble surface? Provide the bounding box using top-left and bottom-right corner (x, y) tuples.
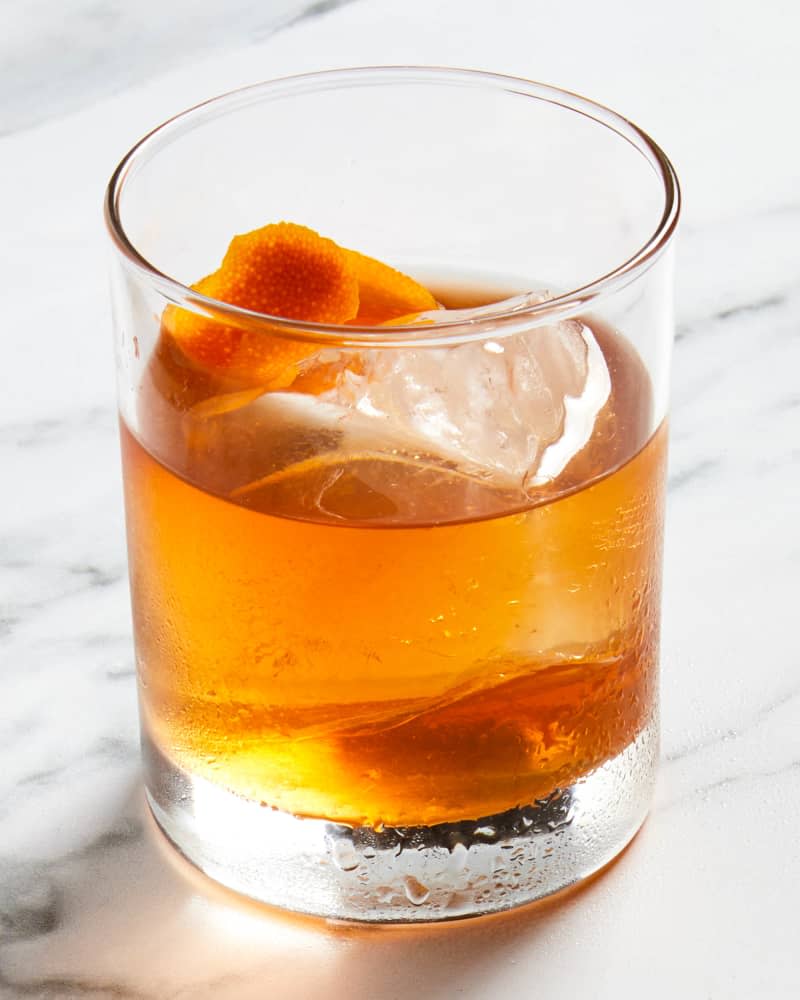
(2, 0), (799, 996)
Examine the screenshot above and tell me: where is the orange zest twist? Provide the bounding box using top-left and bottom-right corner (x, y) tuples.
(163, 221), (438, 388)
(345, 249), (437, 326)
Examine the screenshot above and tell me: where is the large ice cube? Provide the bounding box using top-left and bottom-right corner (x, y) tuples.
(316, 316), (611, 491)
(147, 307), (614, 517)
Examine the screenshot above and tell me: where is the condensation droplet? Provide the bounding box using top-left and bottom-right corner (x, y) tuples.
(377, 885), (395, 904)
(448, 842), (469, 874)
(331, 840), (360, 872)
(403, 876), (430, 906)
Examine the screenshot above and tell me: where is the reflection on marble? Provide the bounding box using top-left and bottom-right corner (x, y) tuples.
(1, 0), (799, 996)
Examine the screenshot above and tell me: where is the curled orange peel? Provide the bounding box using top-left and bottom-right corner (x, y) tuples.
(345, 250), (438, 326)
(162, 222), (439, 387)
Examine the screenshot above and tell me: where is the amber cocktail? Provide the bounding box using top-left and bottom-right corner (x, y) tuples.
(106, 69), (679, 921)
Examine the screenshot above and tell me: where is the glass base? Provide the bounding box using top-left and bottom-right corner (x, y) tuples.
(143, 717), (657, 923)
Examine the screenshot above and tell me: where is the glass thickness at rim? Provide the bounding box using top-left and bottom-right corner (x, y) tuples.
(104, 66), (681, 347)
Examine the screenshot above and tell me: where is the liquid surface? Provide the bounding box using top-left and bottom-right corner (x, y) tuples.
(122, 283), (666, 827)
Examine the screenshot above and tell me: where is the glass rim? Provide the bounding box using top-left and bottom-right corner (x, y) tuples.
(104, 65), (681, 347)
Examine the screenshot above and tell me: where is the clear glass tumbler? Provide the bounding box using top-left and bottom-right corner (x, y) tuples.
(105, 67), (679, 922)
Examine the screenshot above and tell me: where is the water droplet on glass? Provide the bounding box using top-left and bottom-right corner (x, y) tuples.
(331, 840), (360, 872)
(449, 842), (469, 873)
(403, 876), (430, 906)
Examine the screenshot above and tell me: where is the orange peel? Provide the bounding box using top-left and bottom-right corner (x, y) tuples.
(163, 221), (438, 387)
(345, 250), (438, 325)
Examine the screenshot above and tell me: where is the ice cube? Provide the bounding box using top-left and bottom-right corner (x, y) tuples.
(148, 308), (613, 514)
(315, 316), (611, 492)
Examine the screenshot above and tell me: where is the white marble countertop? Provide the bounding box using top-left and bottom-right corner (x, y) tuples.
(2, 1), (798, 996)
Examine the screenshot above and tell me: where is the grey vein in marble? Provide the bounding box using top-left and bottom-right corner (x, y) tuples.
(664, 686), (800, 765)
(657, 760), (800, 818)
(1, 0), (358, 136)
(667, 457), (719, 492)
